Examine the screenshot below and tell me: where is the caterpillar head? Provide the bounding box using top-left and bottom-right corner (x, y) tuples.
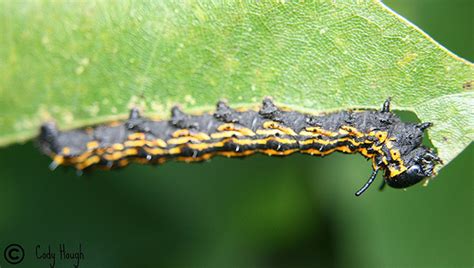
(386, 147), (441, 188)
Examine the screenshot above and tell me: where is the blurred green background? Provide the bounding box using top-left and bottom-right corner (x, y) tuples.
(0, 1), (472, 267)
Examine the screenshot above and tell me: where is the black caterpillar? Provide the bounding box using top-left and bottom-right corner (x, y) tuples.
(38, 98), (441, 196)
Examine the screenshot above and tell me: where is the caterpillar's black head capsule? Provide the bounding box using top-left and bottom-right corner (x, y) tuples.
(386, 147), (441, 188)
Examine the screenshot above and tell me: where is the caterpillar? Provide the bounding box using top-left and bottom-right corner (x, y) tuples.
(38, 98), (441, 196)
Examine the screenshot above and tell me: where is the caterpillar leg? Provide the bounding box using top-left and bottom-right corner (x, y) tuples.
(355, 167), (379, 196)
(379, 179), (386, 191)
(49, 159), (61, 171)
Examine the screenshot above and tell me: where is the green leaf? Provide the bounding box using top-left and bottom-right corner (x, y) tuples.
(0, 1), (472, 172)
